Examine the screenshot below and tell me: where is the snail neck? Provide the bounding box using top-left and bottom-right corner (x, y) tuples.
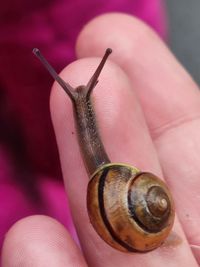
(73, 86), (110, 175)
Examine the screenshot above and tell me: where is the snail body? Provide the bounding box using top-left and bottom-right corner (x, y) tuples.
(33, 48), (175, 252)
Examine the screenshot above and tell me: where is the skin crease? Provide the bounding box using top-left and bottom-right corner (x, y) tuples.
(1, 13), (199, 266)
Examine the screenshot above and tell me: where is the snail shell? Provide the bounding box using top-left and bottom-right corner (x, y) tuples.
(87, 163), (175, 252)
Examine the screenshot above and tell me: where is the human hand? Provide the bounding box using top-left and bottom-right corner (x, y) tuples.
(2, 14), (200, 266)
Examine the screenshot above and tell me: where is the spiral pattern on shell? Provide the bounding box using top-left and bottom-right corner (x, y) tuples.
(87, 163), (175, 252)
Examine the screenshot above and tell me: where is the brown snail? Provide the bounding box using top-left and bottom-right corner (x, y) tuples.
(33, 48), (175, 253)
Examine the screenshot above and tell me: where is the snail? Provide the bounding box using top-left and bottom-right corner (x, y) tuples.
(33, 48), (175, 253)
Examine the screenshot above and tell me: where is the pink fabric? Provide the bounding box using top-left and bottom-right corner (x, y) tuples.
(0, 0), (167, 249)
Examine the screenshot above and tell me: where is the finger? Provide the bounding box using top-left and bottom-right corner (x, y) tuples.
(76, 13), (200, 261)
(50, 57), (197, 266)
(1, 215), (87, 267)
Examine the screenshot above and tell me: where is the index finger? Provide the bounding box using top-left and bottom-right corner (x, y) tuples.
(50, 55), (197, 265)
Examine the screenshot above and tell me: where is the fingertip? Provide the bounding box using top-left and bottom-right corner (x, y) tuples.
(75, 11), (199, 134)
(2, 215), (86, 267)
(76, 13), (157, 62)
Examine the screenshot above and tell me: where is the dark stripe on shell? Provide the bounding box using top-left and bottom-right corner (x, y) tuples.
(98, 167), (136, 252)
(128, 189), (158, 233)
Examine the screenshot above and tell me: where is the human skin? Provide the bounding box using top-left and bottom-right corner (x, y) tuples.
(2, 13), (200, 266)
